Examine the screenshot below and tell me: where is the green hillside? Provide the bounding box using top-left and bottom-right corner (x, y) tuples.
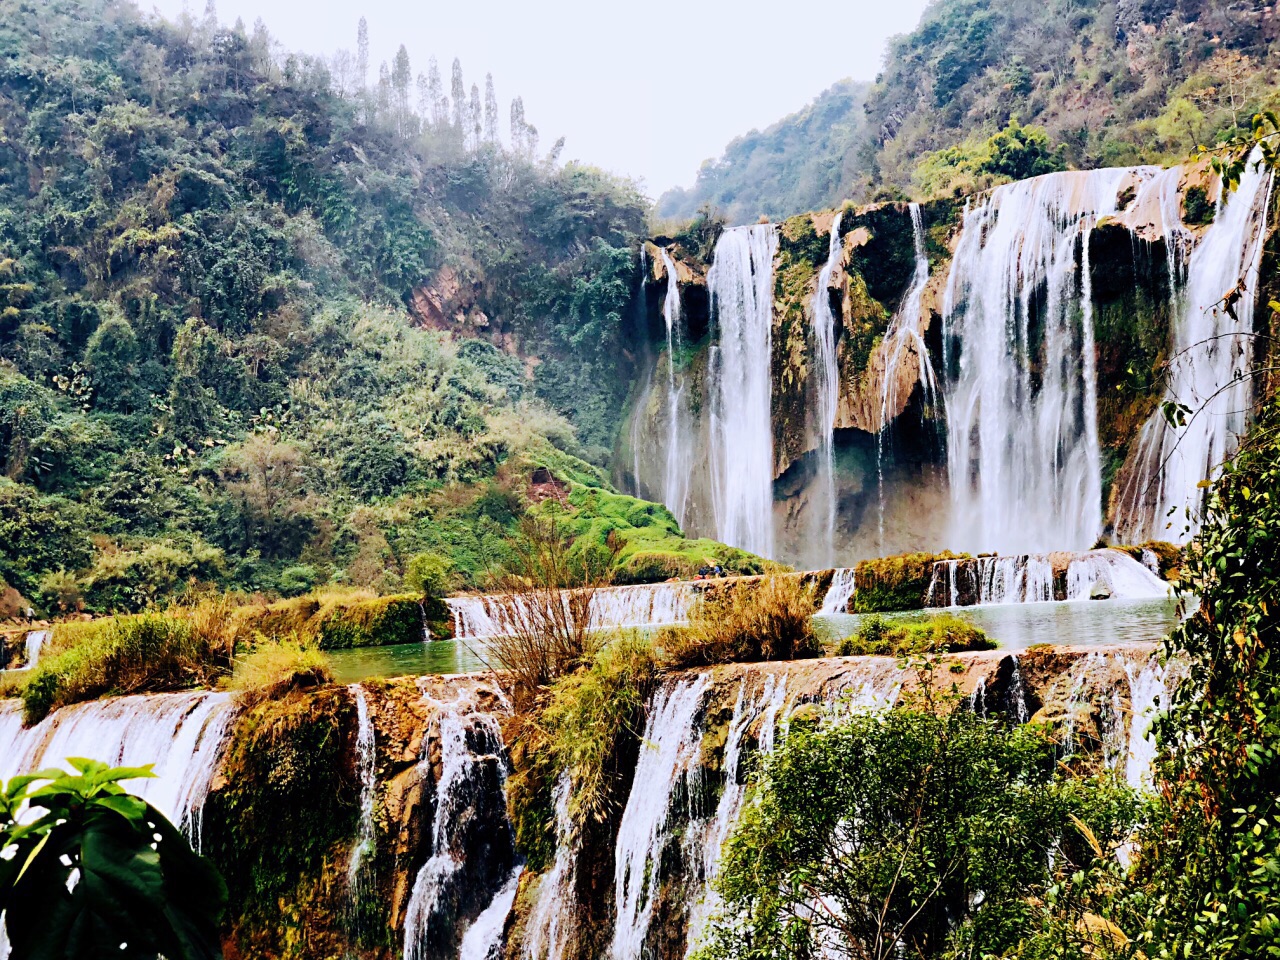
(0, 0), (752, 613)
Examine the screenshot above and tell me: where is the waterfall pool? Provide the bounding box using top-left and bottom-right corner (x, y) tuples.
(817, 596), (1187, 650)
(327, 639), (491, 682)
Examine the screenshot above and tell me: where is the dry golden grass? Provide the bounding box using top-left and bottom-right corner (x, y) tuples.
(661, 574), (821, 668)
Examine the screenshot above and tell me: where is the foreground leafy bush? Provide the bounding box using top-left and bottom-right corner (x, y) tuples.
(0, 759), (227, 960)
(698, 705), (1137, 960)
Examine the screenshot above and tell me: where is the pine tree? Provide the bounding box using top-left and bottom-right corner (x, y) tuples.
(450, 58), (465, 129)
(484, 73), (499, 143)
(416, 72), (430, 124)
(356, 17), (369, 92)
(392, 45), (412, 137)
(469, 83), (482, 150)
(427, 57), (446, 127)
(510, 97), (525, 155)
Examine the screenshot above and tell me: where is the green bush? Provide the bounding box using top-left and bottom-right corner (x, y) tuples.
(698, 707), (1139, 960)
(313, 595), (424, 649)
(838, 612), (995, 656)
(404, 552), (455, 598)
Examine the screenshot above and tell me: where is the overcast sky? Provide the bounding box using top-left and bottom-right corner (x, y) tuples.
(150, 0), (932, 199)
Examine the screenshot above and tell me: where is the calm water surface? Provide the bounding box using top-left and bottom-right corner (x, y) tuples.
(327, 639), (492, 682)
(817, 597), (1188, 650)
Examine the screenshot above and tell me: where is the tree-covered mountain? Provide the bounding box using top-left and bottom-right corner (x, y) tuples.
(0, 0), (751, 612)
(656, 79), (870, 226)
(663, 0), (1280, 215)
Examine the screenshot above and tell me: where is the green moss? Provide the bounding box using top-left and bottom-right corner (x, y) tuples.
(838, 611), (995, 655)
(852, 552), (967, 613)
(204, 687), (357, 957)
(536, 486), (768, 584)
(314, 595), (425, 649)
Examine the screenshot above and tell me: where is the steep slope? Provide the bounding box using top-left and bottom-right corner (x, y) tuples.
(656, 79), (871, 225)
(0, 0), (747, 611)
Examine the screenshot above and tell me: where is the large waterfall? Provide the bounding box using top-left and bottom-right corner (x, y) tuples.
(878, 202), (937, 549)
(659, 248), (694, 528)
(811, 214), (844, 565)
(708, 224), (778, 557)
(0, 691), (237, 846)
(1117, 155), (1276, 543)
(942, 169), (1144, 553)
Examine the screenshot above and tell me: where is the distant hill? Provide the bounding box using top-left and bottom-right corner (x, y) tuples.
(662, 0), (1280, 213)
(656, 79), (871, 225)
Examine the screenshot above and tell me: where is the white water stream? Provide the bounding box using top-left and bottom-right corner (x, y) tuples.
(660, 248), (694, 528)
(708, 224), (778, 557)
(812, 214), (844, 565)
(347, 683), (378, 913)
(448, 580), (698, 640)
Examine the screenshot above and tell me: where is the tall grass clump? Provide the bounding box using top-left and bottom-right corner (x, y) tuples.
(20, 596), (238, 723)
(662, 574), (820, 668)
(227, 639), (333, 707)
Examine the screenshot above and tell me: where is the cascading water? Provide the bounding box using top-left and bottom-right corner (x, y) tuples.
(943, 169), (1147, 552)
(877, 203), (938, 550)
(610, 675), (709, 960)
(811, 214), (844, 565)
(925, 549), (1170, 607)
(522, 774), (578, 960)
(347, 684), (378, 910)
(1125, 659), (1169, 790)
(1117, 153), (1276, 543)
(449, 580), (698, 641)
(0, 691), (237, 849)
(708, 225), (778, 557)
(403, 691), (517, 960)
(660, 248), (694, 528)
(684, 675), (788, 956)
(820, 568), (857, 615)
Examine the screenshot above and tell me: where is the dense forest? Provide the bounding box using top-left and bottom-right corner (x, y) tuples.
(0, 0), (743, 613)
(664, 0), (1280, 221)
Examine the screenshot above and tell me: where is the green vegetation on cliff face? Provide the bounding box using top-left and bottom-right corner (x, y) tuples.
(0, 0), (752, 613)
(657, 80), (871, 225)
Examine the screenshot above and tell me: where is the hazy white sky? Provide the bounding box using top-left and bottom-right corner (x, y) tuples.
(151, 0), (932, 198)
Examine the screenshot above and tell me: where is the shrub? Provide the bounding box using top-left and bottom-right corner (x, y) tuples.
(312, 595), (424, 649)
(19, 600), (237, 723)
(278, 564), (322, 597)
(698, 707), (1139, 960)
(838, 612), (995, 656)
(853, 552), (963, 613)
(227, 640), (332, 706)
(404, 551), (455, 598)
(36, 568), (83, 613)
(661, 575), (820, 668)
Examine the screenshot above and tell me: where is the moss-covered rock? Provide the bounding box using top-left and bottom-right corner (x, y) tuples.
(852, 551), (967, 612)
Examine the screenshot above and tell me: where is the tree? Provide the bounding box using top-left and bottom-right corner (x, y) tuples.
(510, 97), (526, 156)
(700, 702), (1137, 960)
(484, 73), (499, 143)
(355, 17), (368, 92)
(82, 315), (139, 412)
(469, 83), (482, 150)
(219, 434), (312, 558)
(450, 58), (465, 130)
(427, 57), (446, 126)
(0, 760), (227, 960)
(392, 45), (412, 137)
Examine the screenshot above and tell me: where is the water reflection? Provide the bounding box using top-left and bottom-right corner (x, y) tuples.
(817, 597), (1188, 650)
(327, 640), (492, 683)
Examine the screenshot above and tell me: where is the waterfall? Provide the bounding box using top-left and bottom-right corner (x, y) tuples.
(925, 549), (1170, 606)
(1064, 550), (1171, 600)
(684, 675), (788, 957)
(610, 675), (710, 960)
(1117, 153), (1276, 543)
(403, 692), (516, 960)
(1008, 654), (1030, 724)
(0, 691), (236, 849)
(660, 248), (693, 528)
(448, 581), (698, 641)
(459, 867), (524, 960)
(1125, 659), (1168, 790)
(812, 214), (844, 564)
(819, 568), (857, 615)
(522, 774), (578, 960)
(2, 630), (49, 672)
(943, 169), (1146, 552)
(347, 684), (378, 909)
(708, 225), (778, 557)
(877, 203), (938, 549)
